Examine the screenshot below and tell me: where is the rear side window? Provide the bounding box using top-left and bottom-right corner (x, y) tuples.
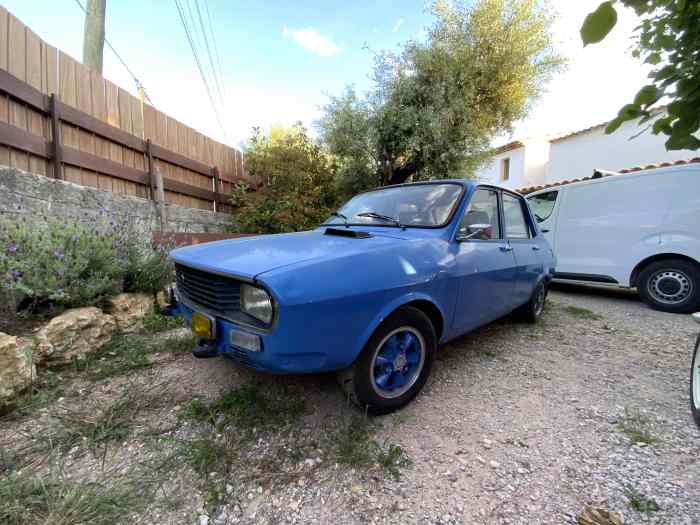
(459, 189), (501, 240)
(527, 191), (558, 223)
(503, 193), (531, 239)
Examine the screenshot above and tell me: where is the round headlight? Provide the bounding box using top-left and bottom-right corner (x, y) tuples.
(240, 283), (273, 324)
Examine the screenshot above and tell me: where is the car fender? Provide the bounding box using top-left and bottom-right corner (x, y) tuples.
(348, 290), (446, 366)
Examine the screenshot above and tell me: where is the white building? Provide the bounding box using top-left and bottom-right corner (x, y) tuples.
(475, 112), (699, 190)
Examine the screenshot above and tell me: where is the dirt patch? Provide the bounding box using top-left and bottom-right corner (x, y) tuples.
(1, 287), (699, 524)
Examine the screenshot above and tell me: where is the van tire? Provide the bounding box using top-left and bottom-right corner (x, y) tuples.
(338, 306), (436, 415)
(637, 258), (700, 314)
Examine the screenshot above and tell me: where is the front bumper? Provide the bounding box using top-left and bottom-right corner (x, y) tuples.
(174, 301), (333, 374)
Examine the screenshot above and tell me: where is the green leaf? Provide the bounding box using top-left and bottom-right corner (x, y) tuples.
(633, 85), (662, 107)
(581, 1), (618, 46)
(666, 132), (700, 151)
(605, 117), (624, 134)
(652, 115), (673, 135)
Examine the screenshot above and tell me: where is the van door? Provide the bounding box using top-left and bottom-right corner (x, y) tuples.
(527, 190), (560, 248)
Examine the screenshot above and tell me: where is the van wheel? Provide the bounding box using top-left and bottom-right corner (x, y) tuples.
(637, 259), (700, 314)
(338, 306), (436, 415)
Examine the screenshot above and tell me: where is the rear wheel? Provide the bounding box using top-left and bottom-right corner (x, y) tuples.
(638, 259), (700, 314)
(516, 281), (547, 323)
(691, 335), (700, 428)
(338, 306), (436, 415)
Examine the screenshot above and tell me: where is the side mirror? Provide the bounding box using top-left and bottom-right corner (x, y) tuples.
(456, 223), (491, 242)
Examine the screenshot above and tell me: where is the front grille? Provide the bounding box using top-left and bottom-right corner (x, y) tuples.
(175, 264), (241, 317)
(228, 346), (255, 368)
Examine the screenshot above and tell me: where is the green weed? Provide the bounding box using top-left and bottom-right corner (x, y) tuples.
(616, 408), (658, 445)
(624, 485), (660, 514)
(0, 473), (144, 525)
(141, 312), (185, 333)
(564, 305), (603, 320)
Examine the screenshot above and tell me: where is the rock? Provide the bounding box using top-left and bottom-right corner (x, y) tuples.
(36, 307), (117, 364)
(577, 505), (622, 525)
(0, 333), (36, 402)
(105, 293), (154, 333)
(489, 460), (500, 469)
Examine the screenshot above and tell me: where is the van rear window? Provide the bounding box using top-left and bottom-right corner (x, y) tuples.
(527, 191), (558, 223)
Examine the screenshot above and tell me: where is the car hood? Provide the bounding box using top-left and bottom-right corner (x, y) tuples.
(169, 229), (410, 280)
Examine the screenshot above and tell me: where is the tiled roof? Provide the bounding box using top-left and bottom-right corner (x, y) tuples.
(517, 157), (700, 195)
(549, 106), (669, 144)
(492, 140), (524, 155)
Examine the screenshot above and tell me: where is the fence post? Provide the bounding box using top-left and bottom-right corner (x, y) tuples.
(146, 139), (157, 200)
(49, 94), (63, 180)
(211, 166), (221, 213)
(152, 166), (167, 232)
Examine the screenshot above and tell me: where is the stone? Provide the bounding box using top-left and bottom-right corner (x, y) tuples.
(36, 307), (117, 364)
(0, 333), (36, 402)
(577, 505), (623, 525)
(106, 293), (155, 332)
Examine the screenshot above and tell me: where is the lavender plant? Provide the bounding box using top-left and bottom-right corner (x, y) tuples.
(0, 211), (175, 328)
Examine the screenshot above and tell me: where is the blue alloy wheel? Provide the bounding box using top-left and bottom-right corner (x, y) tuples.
(371, 327), (426, 399)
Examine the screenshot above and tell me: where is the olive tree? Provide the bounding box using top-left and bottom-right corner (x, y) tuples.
(318, 0), (562, 192)
(581, 0), (700, 150)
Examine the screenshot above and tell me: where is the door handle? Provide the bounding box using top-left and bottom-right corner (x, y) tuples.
(540, 229), (550, 233)
(532, 245), (541, 251)
(499, 245), (513, 252)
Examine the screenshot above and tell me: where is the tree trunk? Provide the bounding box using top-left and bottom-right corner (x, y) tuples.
(387, 160), (419, 185)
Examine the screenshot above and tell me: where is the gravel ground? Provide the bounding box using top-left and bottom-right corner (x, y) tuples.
(2, 285), (699, 524)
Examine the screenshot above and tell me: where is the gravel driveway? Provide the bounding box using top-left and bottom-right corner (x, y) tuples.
(2, 285), (699, 525)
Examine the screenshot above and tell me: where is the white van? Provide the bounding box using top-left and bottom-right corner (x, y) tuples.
(525, 162), (700, 313)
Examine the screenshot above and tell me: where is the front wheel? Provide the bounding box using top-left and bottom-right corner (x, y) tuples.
(338, 306), (436, 415)
(691, 335), (700, 428)
(638, 259), (700, 314)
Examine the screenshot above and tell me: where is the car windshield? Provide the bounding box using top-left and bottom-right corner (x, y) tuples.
(324, 183), (463, 228)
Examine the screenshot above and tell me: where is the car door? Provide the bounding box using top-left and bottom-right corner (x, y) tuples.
(451, 188), (517, 334)
(502, 192), (544, 307)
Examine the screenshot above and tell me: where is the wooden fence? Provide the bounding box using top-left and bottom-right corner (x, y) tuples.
(0, 7), (254, 213)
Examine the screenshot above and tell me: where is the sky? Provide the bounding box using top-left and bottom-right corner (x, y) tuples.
(3, 1), (653, 150)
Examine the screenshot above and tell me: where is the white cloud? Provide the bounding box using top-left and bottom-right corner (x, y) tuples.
(392, 18), (405, 33)
(282, 26), (339, 57)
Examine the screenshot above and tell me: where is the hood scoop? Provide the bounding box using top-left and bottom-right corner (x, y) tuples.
(324, 227), (372, 239)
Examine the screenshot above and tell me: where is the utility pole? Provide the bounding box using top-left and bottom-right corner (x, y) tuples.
(82, 0), (106, 73)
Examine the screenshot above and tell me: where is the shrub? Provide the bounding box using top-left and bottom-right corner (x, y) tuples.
(0, 216), (122, 317)
(0, 213), (175, 330)
(230, 123), (339, 234)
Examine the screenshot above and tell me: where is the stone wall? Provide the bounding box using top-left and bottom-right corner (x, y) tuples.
(0, 166), (232, 235)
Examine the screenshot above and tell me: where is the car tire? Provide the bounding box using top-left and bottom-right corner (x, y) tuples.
(338, 306), (436, 415)
(691, 335), (700, 429)
(516, 281), (547, 323)
(637, 259), (700, 314)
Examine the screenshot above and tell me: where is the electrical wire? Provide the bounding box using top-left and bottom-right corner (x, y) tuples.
(174, 0), (228, 142)
(203, 0), (227, 109)
(73, 0), (154, 106)
(194, 0), (226, 113)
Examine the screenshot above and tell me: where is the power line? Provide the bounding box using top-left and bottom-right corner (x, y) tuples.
(203, 0), (226, 108)
(73, 0), (154, 106)
(194, 0), (226, 113)
(174, 0), (228, 143)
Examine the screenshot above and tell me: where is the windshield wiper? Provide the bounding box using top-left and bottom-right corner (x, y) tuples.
(357, 212), (404, 229)
(329, 211), (349, 225)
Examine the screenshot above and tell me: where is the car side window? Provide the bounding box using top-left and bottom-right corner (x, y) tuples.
(458, 189), (500, 240)
(503, 193), (531, 240)
(527, 191), (558, 223)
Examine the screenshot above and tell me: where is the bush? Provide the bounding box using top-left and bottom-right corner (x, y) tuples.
(230, 123), (339, 234)
(0, 213), (174, 330)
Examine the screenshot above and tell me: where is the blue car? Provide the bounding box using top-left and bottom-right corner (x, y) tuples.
(170, 180), (555, 413)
